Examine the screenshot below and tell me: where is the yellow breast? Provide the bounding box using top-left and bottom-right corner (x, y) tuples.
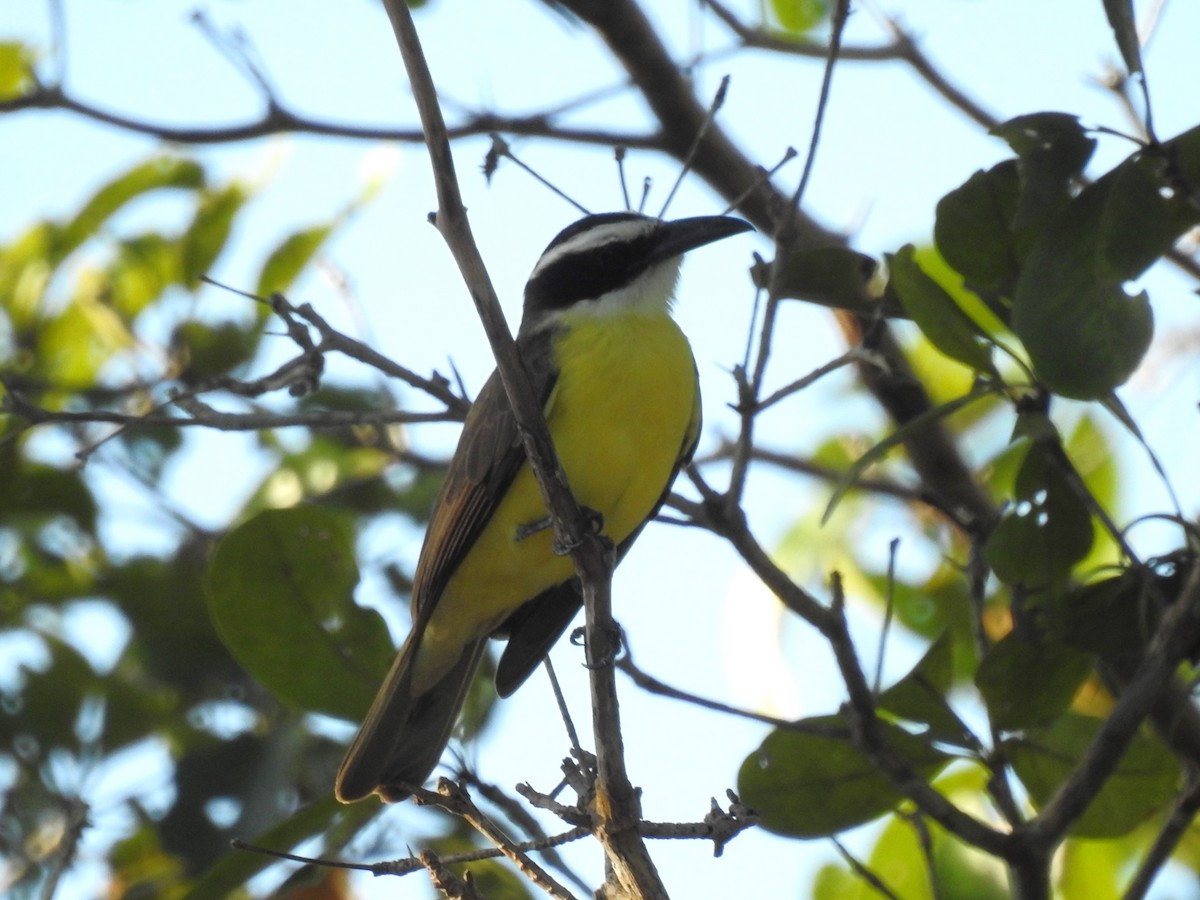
(423, 311), (699, 665)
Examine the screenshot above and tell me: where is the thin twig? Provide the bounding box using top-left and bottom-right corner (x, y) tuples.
(411, 781), (580, 900)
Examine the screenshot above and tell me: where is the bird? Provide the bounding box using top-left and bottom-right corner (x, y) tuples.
(335, 211), (752, 803)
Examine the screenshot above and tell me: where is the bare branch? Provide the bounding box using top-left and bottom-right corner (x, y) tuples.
(0, 85), (663, 149)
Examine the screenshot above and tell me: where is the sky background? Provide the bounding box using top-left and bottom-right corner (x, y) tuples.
(5, 0), (1200, 897)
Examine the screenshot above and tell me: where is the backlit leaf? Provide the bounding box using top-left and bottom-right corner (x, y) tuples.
(739, 714), (952, 837)
(975, 632), (1094, 731)
(1006, 714), (1179, 838)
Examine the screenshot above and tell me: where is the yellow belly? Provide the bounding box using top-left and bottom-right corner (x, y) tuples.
(418, 312), (698, 685)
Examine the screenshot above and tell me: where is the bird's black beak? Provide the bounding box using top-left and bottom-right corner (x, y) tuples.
(648, 215), (754, 266)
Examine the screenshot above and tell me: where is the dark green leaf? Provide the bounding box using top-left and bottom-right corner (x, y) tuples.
(171, 320), (260, 383)
(738, 714), (952, 837)
(1006, 714), (1179, 838)
(1098, 140), (1200, 279)
(985, 437), (1094, 585)
(181, 184), (248, 288)
(255, 223), (335, 299)
(0, 461), (97, 532)
(878, 632), (973, 746)
(1103, 0), (1144, 78)
(990, 113), (1095, 228)
(975, 632), (1094, 731)
(1008, 125), (1200, 399)
(206, 506), (392, 719)
(934, 160), (1022, 298)
(887, 245), (997, 375)
(1, 636), (98, 755)
(1056, 572), (1156, 658)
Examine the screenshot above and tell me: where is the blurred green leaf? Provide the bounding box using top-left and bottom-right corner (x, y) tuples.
(888, 245), (997, 375)
(171, 320), (260, 383)
(1, 636), (97, 755)
(108, 232), (182, 319)
(770, 0), (829, 33)
(974, 631), (1094, 731)
(0, 460), (97, 532)
(1006, 714), (1180, 838)
(878, 632), (973, 746)
(255, 223), (335, 299)
(738, 714), (952, 837)
(0, 221), (58, 329)
(181, 184), (248, 288)
(60, 157), (205, 259)
(206, 506), (392, 719)
(0, 41), (36, 101)
(34, 286), (135, 386)
(1103, 0), (1143, 78)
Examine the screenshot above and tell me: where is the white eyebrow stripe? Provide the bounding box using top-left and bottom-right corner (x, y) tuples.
(528, 219), (659, 279)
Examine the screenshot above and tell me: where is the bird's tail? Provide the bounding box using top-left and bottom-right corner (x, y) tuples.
(335, 632), (486, 803)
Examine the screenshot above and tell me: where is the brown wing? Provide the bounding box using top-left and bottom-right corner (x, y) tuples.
(493, 366), (703, 696)
(410, 328), (559, 619)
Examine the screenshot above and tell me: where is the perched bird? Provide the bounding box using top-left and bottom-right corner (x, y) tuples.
(335, 211), (752, 803)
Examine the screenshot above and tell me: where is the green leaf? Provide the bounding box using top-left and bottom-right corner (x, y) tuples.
(984, 435), (1094, 586)
(1006, 714), (1180, 838)
(1103, 0), (1144, 78)
(990, 113), (1096, 229)
(887, 245), (997, 375)
(1056, 574), (1153, 658)
(255, 223), (335, 299)
(181, 184), (248, 288)
(974, 632), (1094, 731)
(770, 0), (829, 33)
(934, 160), (1022, 298)
(206, 506), (392, 719)
(0, 221), (58, 328)
(0, 461), (97, 532)
(0, 42), (36, 101)
(878, 632), (973, 746)
(35, 290), (136, 387)
(738, 714), (952, 837)
(1097, 139), (1200, 280)
(59, 157), (206, 259)
(1008, 125), (1200, 399)
(108, 233), (182, 319)
(859, 766), (1009, 900)
(171, 320), (260, 383)
(0, 636), (98, 755)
